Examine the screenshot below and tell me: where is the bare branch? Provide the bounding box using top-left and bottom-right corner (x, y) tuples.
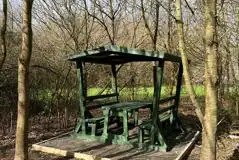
(184, 0), (195, 15)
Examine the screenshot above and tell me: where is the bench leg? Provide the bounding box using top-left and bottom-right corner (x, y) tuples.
(157, 130), (167, 151)
(138, 128), (144, 149)
(74, 119), (82, 133)
(102, 109), (110, 141)
(91, 124), (96, 136)
(134, 110), (139, 125)
(171, 110), (185, 133)
(122, 110), (128, 141)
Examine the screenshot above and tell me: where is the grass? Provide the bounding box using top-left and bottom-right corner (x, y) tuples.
(32, 85), (205, 102)
(87, 85), (205, 98)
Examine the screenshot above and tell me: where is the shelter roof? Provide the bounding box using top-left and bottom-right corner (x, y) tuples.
(68, 45), (181, 64)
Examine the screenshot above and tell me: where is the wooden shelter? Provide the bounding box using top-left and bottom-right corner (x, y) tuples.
(68, 45), (183, 151)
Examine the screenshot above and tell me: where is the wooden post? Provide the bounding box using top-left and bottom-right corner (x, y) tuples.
(150, 61), (167, 150)
(111, 64), (119, 102)
(101, 109), (110, 141)
(83, 62), (88, 98)
(77, 61), (86, 134)
(174, 63), (183, 110)
(172, 62), (183, 129)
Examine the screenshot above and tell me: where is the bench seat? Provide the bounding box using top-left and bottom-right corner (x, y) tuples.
(85, 117), (104, 123)
(138, 111), (171, 149)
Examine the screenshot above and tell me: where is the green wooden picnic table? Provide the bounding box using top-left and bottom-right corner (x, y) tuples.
(101, 101), (152, 144)
(68, 45), (183, 151)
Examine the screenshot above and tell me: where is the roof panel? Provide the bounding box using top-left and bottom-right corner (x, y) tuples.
(68, 45), (181, 64)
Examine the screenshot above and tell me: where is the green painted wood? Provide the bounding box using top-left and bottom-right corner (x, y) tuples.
(68, 45), (182, 64)
(139, 120), (152, 130)
(85, 117), (104, 123)
(101, 101), (151, 144)
(83, 62), (87, 100)
(101, 101), (152, 111)
(150, 65), (162, 145)
(91, 123), (96, 136)
(139, 111), (171, 131)
(101, 109), (110, 141)
(150, 62), (167, 150)
(172, 63), (183, 130)
(69, 46), (184, 148)
(74, 119), (82, 133)
(174, 63), (183, 113)
(138, 127), (144, 149)
(133, 110), (139, 125)
(76, 61), (86, 134)
(122, 110), (128, 141)
(86, 93), (119, 101)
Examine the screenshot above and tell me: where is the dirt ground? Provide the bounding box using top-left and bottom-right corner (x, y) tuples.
(0, 100), (238, 160)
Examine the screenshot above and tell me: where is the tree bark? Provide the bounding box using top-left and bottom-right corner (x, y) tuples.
(0, 0), (7, 70)
(175, 0), (204, 125)
(15, 0), (34, 160)
(200, 0), (218, 159)
(167, 0), (172, 53)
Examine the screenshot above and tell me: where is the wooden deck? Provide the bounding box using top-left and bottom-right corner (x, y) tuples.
(32, 129), (197, 160)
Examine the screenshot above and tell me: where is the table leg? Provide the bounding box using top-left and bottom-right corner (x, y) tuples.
(122, 110), (128, 141)
(102, 109), (110, 141)
(74, 118), (82, 133)
(134, 110), (139, 125)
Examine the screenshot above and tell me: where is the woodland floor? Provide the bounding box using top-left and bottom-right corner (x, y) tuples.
(0, 99), (238, 160)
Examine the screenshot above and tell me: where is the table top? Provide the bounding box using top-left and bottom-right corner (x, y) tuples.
(101, 101), (152, 111)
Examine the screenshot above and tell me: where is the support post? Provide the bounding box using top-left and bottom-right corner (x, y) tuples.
(111, 64), (119, 102)
(76, 61), (86, 134)
(150, 61), (167, 151)
(172, 63), (183, 130)
(101, 109), (110, 141)
(83, 62), (87, 99)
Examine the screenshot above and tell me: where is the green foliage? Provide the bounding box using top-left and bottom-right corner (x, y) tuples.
(32, 85), (205, 114)
(35, 85), (205, 103)
(87, 85), (205, 99)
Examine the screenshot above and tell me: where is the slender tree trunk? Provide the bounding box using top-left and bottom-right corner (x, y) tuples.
(167, 0), (176, 96)
(175, 0), (204, 125)
(15, 0), (34, 160)
(167, 0), (172, 53)
(0, 0), (7, 70)
(200, 0), (218, 159)
(141, 0), (159, 67)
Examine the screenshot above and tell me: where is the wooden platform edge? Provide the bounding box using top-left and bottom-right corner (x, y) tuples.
(175, 131), (200, 160)
(32, 144), (73, 157)
(32, 144), (111, 160)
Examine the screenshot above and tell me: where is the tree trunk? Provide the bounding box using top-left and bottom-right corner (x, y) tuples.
(175, 0), (204, 125)
(200, 0), (218, 159)
(0, 0), (7, 70)
(141, 0), (159, 67)
(15, 0), (34, 160)
(167, 0), (172, 53)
